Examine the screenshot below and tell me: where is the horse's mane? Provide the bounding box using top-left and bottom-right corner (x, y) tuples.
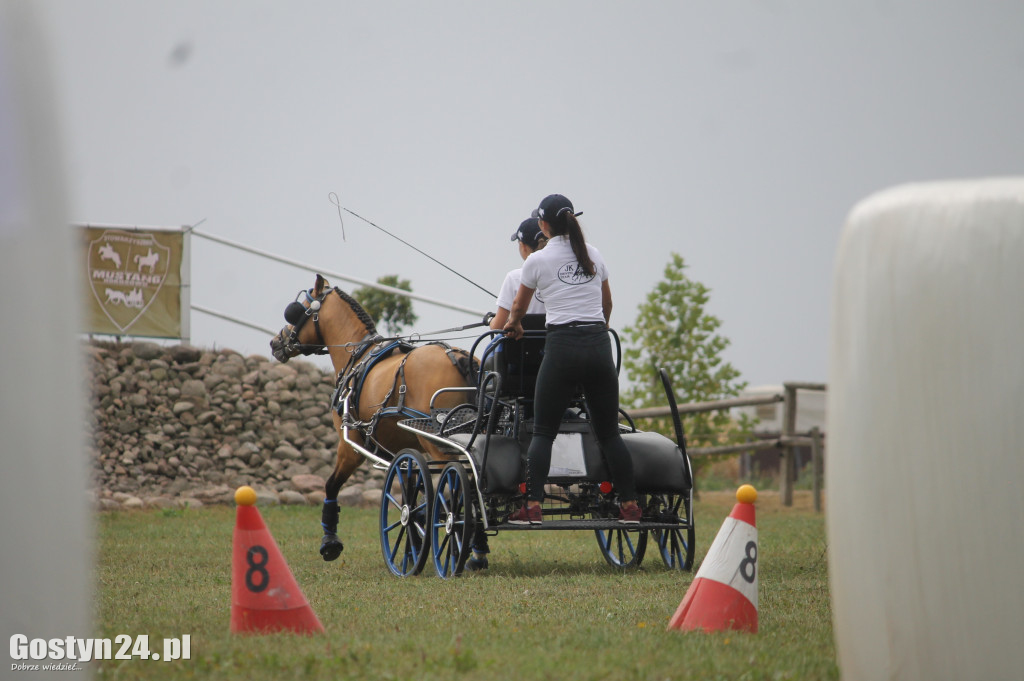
(335, 287), (378, 335)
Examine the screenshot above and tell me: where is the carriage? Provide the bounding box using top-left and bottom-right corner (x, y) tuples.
(387, 317), (696, 579)
(271, 275), (695, 579)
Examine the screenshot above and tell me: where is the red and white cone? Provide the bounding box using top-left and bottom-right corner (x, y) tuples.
(668, 485), (759, 633)
(230, 486), (325, 635)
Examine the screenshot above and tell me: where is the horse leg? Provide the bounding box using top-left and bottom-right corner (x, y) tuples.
(466, 522), (490, 571)
(320, 440), (363, 561)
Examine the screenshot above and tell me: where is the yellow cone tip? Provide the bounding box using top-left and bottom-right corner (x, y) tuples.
(235, 485), (257, 506)
(736, 484), (757, 504)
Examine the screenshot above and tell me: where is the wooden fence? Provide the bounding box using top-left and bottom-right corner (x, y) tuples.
(624, 382), (827, 511)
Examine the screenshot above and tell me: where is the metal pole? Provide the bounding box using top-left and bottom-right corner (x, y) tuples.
(811, 426), (823, 513)
(781, 384), (797, 506)
(190, 228), (488, 317)
(179, 225), (191, 344)
(192, 304), (279, 336)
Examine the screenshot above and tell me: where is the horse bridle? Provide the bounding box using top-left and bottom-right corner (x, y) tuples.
(281, 287), (335, 356)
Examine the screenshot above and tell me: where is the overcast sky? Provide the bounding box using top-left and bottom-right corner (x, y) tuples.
(35, 1), (1024, 388)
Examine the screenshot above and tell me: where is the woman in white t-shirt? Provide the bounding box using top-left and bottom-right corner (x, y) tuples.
(502, 194), (641, 526)
(468, 217), (551, 571)
(489, 217), (547, 329)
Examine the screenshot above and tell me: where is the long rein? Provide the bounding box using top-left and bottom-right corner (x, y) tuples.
(288, 292), (493, 358)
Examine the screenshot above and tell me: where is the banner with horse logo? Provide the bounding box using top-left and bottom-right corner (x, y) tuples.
(82, 226), (187, 338)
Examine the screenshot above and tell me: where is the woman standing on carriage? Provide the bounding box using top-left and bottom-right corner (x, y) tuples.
(468, 217), (551, 571)
(503, 194), (641, 525)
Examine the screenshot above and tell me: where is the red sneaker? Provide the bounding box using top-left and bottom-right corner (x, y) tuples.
(618, 503), (642, 524)
(508, 504), (542, 525)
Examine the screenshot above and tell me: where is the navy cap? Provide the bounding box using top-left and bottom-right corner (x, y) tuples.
(510, 218), (544, 249)
(532, 194), (582, 222)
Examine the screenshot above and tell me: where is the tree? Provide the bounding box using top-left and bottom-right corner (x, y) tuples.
(352, 275), (418, 337)
(621, 253), (750, 449)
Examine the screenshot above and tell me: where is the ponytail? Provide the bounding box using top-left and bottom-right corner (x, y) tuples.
(562, 212), (595, 277)
(537, 194), (595, 277)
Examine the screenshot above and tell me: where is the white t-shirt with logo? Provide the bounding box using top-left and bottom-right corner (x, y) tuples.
(496, 268), (546, 315)
(519, 235), (608, 326)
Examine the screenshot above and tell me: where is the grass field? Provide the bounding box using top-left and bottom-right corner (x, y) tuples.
(88, 491), (836, 680)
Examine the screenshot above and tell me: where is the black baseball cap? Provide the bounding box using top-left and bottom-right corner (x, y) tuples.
(532, 193), (583, 222)
(510, 218), (543, 249)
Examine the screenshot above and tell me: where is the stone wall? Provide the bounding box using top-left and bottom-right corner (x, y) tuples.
(86, 340), (385, 510)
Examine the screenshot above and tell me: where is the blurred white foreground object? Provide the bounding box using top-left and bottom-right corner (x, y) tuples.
(0, 2), (92, 677)
(828, 178), (1024, 681)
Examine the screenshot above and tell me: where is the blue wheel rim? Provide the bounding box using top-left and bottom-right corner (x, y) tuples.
(595, 527), (646, 568)
(653, 493), (694, 570)
(380, 451), (431, 577)
(431, 464), (470, 579)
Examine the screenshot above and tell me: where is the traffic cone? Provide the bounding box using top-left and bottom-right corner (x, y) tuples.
(668, 484), (759, 633)
(230, 486), (325, 635)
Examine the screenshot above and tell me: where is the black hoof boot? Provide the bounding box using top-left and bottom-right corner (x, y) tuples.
(320, 533), (344, 561)
(465, 554), (489, 572)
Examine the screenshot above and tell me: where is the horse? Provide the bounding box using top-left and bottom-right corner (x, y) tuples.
(133, 249), (160, 272)
(270, 274), (478, 562)
(98, 243), (121, 268)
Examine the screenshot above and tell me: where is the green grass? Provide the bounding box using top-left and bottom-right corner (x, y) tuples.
(88, 492), (836, 680)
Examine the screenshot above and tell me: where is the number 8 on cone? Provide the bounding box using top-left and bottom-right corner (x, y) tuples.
(668, 486), (759, 633)
(231, 492), (324, 635)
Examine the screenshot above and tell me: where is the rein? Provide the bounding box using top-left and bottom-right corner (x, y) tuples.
(285, 289), (492, 355)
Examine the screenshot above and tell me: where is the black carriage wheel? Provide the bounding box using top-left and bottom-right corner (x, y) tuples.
(595, 527), (647, 570)
(380, 449), (434, 577)
(650, 493), (695, 571)
(431, 462), (474, 579)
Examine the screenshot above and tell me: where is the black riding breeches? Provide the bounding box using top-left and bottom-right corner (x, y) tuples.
(525, 326), (637, 502)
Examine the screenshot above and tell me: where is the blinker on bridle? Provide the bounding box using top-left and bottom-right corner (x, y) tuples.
(282, 288), (331, 356)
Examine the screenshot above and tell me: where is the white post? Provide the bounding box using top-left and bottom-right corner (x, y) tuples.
(0, 4), (92, 678)
(179, 225), (191, 344)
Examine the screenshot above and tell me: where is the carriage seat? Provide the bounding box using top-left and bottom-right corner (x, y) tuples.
(448, 428), (689, 496)
(490, 314), (547, 399)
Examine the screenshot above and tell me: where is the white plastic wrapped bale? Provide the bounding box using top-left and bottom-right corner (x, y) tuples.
(827, 178), (1024, 681)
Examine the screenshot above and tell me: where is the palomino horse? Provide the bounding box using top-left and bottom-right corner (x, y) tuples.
(270, 274), (476, 561)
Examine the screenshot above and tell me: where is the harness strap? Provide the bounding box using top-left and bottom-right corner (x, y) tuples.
(358, 353), (424, 460)
(367, 352), (413, 425)
(333, 340), (476, 461)
(287, 288), (334, 356)
(442, 344), (480, 384)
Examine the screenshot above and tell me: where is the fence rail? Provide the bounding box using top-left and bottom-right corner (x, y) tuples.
(624, 382), (827, 511)
(627, 393), (783, 419)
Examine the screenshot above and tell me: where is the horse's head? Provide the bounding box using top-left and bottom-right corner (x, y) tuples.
(270, 273), (380, 363)
(270, 273), (335, 362)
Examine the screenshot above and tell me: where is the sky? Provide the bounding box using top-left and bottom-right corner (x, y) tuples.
(33, 0), (1024, 388)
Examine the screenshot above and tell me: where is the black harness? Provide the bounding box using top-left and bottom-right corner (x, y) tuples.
(331, 339), (476, 459)
(282, 286), (478, 460)
(280, 287), (340, 357)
